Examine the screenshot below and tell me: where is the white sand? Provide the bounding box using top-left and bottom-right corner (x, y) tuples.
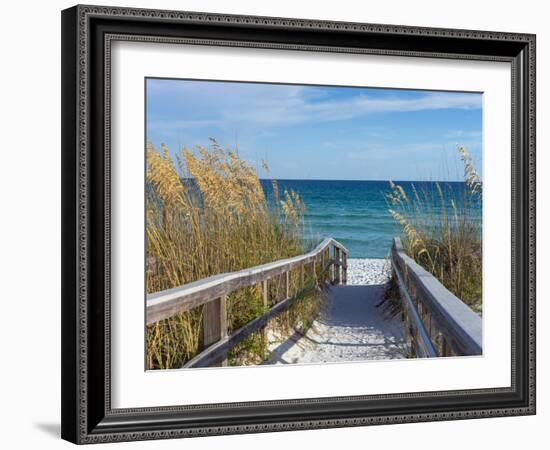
(346, 258), (392, 285)
(265, 259), (408, 365)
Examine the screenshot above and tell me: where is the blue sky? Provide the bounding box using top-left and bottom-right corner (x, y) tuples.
(146, 79), (482, 181)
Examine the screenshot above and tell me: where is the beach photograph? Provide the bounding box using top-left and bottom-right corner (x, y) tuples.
(144, 79), (483, 370)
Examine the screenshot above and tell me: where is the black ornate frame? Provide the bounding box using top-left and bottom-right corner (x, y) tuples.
(61, 4), (536, 444)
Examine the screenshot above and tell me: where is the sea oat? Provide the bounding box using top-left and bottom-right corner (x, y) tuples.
(146, 140), (315, 369)
(457, 144), (482, 197)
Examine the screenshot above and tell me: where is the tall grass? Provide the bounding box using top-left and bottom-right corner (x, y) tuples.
(146, 139), (320, 369)
(386, 145), (482, 313)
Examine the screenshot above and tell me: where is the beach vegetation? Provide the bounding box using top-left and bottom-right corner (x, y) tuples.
(145, 139), (323, 369)
(386, 145), (483, 313)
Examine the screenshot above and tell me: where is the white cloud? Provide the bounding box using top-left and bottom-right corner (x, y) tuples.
(346, 142), (450, 161)
(443, 130), (483, 139)
(227, 91), (481, 126)
(147, 80), (482, 133)
(148, 119), (221, 131)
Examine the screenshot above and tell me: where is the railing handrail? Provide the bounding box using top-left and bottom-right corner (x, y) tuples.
(147, 237), (348, 325)
(391, 237), (482, 356)
(392, 258), (438, 358)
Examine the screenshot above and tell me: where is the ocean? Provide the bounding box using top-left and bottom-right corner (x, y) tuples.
(260, 180), (481, 258)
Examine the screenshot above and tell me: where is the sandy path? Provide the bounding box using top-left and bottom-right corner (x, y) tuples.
(266, 260), (408, 365)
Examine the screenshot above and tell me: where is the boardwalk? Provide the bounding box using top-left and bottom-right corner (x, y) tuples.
(266, 260), (409, 365)
(146, 237), (482, 368)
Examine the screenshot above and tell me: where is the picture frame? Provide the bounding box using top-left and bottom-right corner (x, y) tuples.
(61, 4), (536, 444)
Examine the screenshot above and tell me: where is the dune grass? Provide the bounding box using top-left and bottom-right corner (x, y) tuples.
(385, 145), (483, 313)
(145, 139), (322, 369)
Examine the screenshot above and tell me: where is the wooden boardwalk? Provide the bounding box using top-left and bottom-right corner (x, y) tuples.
(266, 284), (408, 365)
(146, 236), (482, 368)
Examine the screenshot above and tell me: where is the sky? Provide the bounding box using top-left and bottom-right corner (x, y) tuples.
(146, 78), (483, 181)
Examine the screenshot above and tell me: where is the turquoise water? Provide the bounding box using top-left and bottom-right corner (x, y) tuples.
(261, 180), (481, 258)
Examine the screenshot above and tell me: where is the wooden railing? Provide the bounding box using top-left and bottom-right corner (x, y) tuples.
(147, 238), (349, 368)
(391, 237), (482, 357)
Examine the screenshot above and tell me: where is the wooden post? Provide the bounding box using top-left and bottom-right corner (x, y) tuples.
(330, 247), (335, 283)
(405, 316), (414, 356)
(279, 273), (285, 302)
(274, 274), (279, 303)
(312, 259), (317, 284)
(412, 325), (420, 357)
(262, 280), (268, 308)
(435, 331), (444, 356)
(425, 311), (433, 341)
(285, 271), (290, 299)
(430, 321), (440, 352)
(202, 295), (228, 366)
(323, 249), (327, 283)
(342, 252), (347, 284)
(334, 247), (341, 284)
(329, 248), (331, 281)
(260, 279), (270, 349)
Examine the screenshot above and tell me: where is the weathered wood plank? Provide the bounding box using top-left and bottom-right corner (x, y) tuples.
(285, 271), (290, 299)
(342, 252), (347, 284)
(334, 247), (341, 284)
(325, 248), (330, 283)
(147, 237), (349, 324)
(184, 295), (296, 368)
(393, 259), (438, 358)
(262, 279), (268, 308)
(202, 296), (228, 342)
(391, 237), (482, 356)
(201, 295), (228, 366)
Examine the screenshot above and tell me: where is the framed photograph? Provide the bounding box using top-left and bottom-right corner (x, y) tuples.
(61, 4), (536, 444)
